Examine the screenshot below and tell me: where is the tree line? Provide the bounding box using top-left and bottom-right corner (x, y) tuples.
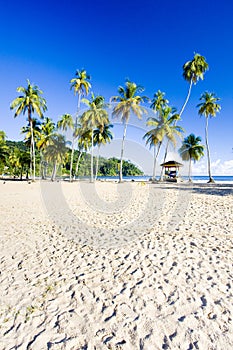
(0, 53), (221, 182)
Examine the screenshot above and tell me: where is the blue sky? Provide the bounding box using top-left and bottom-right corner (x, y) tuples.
(0, 0), (233, 175)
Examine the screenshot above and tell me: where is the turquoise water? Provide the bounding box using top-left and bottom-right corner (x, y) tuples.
(96, 175), (233, 184)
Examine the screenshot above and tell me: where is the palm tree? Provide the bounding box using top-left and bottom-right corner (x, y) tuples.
(10, 79), (47, 181)
(111, 80), (148, 181)
(145, 90), (169, 180)
(37, 117), (56, 179)
(93, 123), (113, 180)
(197, 92), (221, 183)
(21, 118), (41, 147)
(57, 113), (75, 181)
(44, 134), (68, 181)
(180, 53), (208, 117)
(143, 125), (163, 181)
(150, 90), (169, 111)
(81, 94), (109, 182)
(0, 131), (9, 172)
(73, 126), (92, 179)
(179, 133), (205, 181)
(70, 69), (91, 179)
(157, 107), (184, 180)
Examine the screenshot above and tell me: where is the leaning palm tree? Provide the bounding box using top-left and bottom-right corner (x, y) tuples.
(70, 70), (91, 179)
(10, 79), (47, 181)
(93, 123), (113, 180)
(57, 113), (74, 181)
(197, 92), (221, 183)
(111, 80), (148, 181)
(179, 133), (205, 181)
(180, 53), (208, 117)
(80, 94), (109, 182)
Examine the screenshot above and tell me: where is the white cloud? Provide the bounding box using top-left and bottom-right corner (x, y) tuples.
(192, 157), (233, 175)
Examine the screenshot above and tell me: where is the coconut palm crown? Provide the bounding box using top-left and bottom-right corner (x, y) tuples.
(179, 133), (205, 181)
(10, 79), (47, 181)
(180, 53), (209, 117)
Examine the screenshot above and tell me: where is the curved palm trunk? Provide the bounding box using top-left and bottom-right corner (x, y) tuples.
(95, 146), (100, 181)
(91, 129), (94, 182)
(205, 116), (214, 183)
(179, 80), (193, 117)
(152, 142), (162, 181)
(70, 92), (81, 182)
(119, 123), (127, 182)
(159, 140), (169, 181)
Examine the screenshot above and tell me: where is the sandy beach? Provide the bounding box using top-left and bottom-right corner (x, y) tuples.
(0, 180), (232, 350)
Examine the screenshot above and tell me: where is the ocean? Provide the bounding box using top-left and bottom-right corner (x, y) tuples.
(97, 175), (233, 184)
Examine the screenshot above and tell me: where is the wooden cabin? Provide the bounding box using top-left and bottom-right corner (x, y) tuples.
(160, 160), (183, 182)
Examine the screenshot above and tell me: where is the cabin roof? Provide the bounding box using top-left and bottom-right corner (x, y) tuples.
(160, 160), (183, 167)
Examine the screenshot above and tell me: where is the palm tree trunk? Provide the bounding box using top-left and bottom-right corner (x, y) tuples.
(74, 150), (83, 179)
(95, 146), (100, 181)
(159, 140), (169, 181)
(152, 142), (162, 181)
(91, 129), (94, 182)
(29, 118), (36, 181)
(120, 123), (127, 182)
(188, 157), (192, 181)
(205, 116), (214, 183)
(70, 92), (81, 182)
(51, 161), (57, 181)
(179, 80), (193, 117)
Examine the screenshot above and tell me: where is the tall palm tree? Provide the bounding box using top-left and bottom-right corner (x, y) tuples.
(44, 134), (68, 181)
(179, 133), (205, 181)
(145, 90), (169, 180)
(21, 118), (41, 178)
(180, 53), (208, 117)
(80, 94), (109, 182)
(10, 79), (47, 181)
(57, 113), (74, 181)
(197, 92), (221, 183)
(93, 123), (113, 180)
(70, 69), (91, 179)
(37, 117), (56, 179)
(111, 80), (148, 181)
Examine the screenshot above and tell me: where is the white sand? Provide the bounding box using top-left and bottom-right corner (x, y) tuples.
(0, 181), (232, 349)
